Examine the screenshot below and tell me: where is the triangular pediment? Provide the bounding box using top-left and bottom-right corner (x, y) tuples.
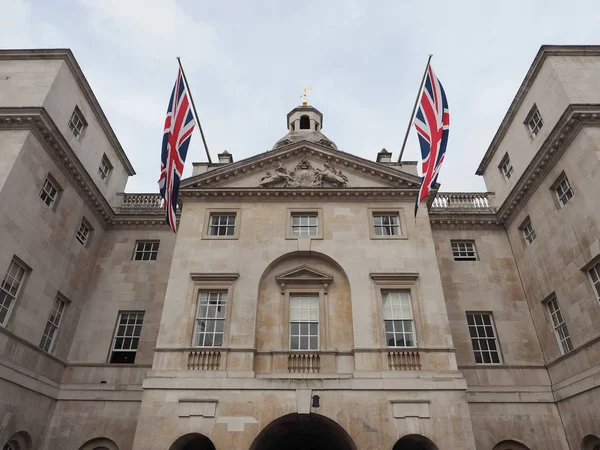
(180, 141), (422, 191)
(275, 264), (334, 284)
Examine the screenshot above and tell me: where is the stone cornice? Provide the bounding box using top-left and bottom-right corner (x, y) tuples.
(0, 48), (135, 175)
(180, 187), (420, 201)
(429, 213), (504, 230)
(181, 142), (423, 190)
(496, 105), (600, 224)
(476, 45), (600, 175)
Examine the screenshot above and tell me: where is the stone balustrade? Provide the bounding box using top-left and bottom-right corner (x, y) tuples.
(288, 353), (321, 373)
(387, 350), (421, 370)
(118, 193), (163, 210)
(188, 350), (222, 370)
(431, 192), (496, 212)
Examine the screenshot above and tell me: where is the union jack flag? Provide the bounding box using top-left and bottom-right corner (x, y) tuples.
(158, 68), (196, 232)
(413, 64), (449, 216)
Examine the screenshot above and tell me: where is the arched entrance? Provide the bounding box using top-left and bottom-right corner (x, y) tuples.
(393, 434), (438, 450)
(168, 433), (216, 450)
(249, 413), (357, 450)
(581, 435), (600, 450)
(492, 439), (531, 450)
(2, 431), (32, 450)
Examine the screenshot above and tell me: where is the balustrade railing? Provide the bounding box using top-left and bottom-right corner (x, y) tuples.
(387, 350), (421, 371)
(431, 192), (495, 212)
(188, 350), (221, 370)
(288, 353), (321, 373)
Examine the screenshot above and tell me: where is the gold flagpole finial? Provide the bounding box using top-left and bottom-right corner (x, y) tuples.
(301, 86), (312, 106)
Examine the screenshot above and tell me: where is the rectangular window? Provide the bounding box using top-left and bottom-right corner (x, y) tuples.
(39, 296), (67, 353)
(547, 297), (573, 355)
(290, 294), (319, 350)
(555, 175), (574, 206)
(193, 291), (227, 347)
(522, 219), (536, 245)
(0, 259), (27, 326)
(68, 107), (87, 138)
(373, 213), (400, 236)
(589, 261), (600, 302)
(451, 241), (477, 261)
(133, 241), (159, 261)
(76, 221), (91, 246)
(39, 178), (59, 208)
(291, 213), (318, 237)
(208, 214), (236, 236)
(500, 154), (514, 181)
(527, 105), (544, 137)
(466, 313), (502, 364)
(382, 290), (415, 347)
(110, 311), (144, 363)
(98, 154), (112, 181)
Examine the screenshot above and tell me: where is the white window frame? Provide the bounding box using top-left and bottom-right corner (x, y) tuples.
(466, 312), (503, 364)
(205, 212), (238, 238)
(291, 213), (319, 237)
(499, 153), (514, 181)
(289, 293), (320, 351)
(381, 290), (416, 348)
(76, 219), (92, 246)
(39, 295), (67, 353)
(39, 177), (60, 209)
(587, 261), (600, 303)
(68, 106), (87, 138)
(520, 218), (536, 245)
(526, 105), (544, 137)
(0, 258), (28, 327)
(192, 291), (227, 347)
(546, 296), (573, 355)
(554, 175), (574, 207)
(109, 311), (144, 364)
(98, 154), (113, 182)
(133, 241), (160, 261)
(373, 213), (401, 237)
(451, 241), (477, 261)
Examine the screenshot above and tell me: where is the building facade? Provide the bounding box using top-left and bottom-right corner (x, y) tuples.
(0, 46), (599, 450)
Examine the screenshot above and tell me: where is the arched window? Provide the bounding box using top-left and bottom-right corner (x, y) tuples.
(300, 115), (310, 130)
(3, 432), (32, 450)
(393, 434), (438, 450)
(582, 435), (600, 450)
(77, 437), (119, 450)
(492, 439), (531, 450)
(168, 433), (216, 450)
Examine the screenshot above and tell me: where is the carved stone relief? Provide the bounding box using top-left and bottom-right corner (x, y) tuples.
(258, 158), (349, 188)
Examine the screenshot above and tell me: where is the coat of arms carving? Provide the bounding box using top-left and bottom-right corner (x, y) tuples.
(258, 158), (349, 188)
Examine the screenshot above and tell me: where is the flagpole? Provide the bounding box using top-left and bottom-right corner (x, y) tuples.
(398, 54), (433, 162)
(176, 57), (212, 164)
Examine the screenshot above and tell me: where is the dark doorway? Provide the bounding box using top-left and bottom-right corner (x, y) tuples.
(250, 413), (356, 450)
(393, 434), (439, 450)
(168, 433), (216, 450)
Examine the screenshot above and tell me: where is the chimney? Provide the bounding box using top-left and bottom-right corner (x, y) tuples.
(376, 148), (392, 163)
(218, 150), (233, 164)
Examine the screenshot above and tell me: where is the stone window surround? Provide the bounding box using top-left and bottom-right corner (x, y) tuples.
(286, 207), (323, 240)
(108, 310), (145, 364)
(98, 153), (113, 183)
(542, 292), (573, 355)
(188, 273), (239, 349)
(465, 311), (504, 365)
(202, 208), (241, 240)
(368, 208), (408, 240)
(39, 291), (71, 354)
(498, 152), (514, 181)
(0, 256), (31, 328)
(524, 103), (543, 138)
(76, 217), (93, 248)
(370, 273), (422, 349)
(518, 215), (536, 246)
(549, 170), (575, 208)
(581, 255), (600, 304)
(39, 173), (63, 212)
(68, 105), (88, 139)
(450, 240), (478, 261)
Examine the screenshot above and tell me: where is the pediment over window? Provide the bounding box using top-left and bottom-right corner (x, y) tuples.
(275, 264), (333, 292)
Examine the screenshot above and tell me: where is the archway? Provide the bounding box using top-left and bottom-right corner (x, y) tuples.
(2, 431), (32, 450)
(581, 435), (600, 450)
(393, 434), (438, 450)
(492, 439), (531, 450)
(168, 433), (216, 450)
(249, 413), (357, 450)
(77, 437), (119, 450)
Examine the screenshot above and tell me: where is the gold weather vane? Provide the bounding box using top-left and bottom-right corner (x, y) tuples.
(301, 86), (312, 106)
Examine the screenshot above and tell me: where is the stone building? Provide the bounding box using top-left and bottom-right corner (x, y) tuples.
(0, 46), (599, 450)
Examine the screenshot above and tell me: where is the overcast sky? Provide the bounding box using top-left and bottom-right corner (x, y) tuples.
(2, 0), (600, 193)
